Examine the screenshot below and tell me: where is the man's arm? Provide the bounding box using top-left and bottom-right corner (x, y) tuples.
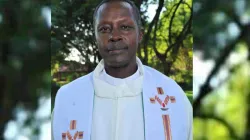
(51, 109), (54, 140)
(188, 101), (193, 140)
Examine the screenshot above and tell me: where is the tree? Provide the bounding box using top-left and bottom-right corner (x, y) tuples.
(0, 0), (50, 139)
(51, 0), (193, 92)
(193, 0), (250, 139)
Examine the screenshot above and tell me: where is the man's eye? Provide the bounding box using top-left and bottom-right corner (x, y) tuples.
(121, 25), (132, 30)
(98, 27), (110, 32)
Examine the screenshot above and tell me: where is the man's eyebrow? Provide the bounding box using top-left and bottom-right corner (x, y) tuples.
(112, 17), (136, 24)
(96, 22), (111, 28)
(97, 17), (135, 25)
(118, 18), (134, 22)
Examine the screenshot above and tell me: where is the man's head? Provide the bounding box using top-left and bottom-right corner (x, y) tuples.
(93, 0), (142, 31)
(93, 0), (143, 68)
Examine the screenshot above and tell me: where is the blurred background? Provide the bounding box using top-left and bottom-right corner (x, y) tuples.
(0, 1), (50, 140)
(2, 0), (249, 139)
(51, 0), (193, 108)
(193, 0), (250, 139)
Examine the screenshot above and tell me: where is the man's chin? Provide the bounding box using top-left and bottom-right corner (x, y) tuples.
(105, 59), (129, 68)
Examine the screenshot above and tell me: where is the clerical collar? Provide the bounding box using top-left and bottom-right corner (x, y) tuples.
(93, 57), (144, 98)
(99, 66), (140, 86)
(93, 57), (144, 87)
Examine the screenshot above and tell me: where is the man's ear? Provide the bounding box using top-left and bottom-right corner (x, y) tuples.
(139, 29), (144, 43)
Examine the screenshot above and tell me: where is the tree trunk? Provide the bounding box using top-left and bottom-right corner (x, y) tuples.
(162, 60), (172, 76)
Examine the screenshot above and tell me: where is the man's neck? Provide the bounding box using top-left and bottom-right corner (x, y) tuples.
(104, 61), (138, 79)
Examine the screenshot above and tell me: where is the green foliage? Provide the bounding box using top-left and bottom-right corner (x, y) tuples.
(0, 0), (50, 139)
(193, 0), (250, 139)
(185, 90), (193, 103)
(51, 0), (193, 89)
(140, 0), (193, 87)
(194, 118), (230, 140)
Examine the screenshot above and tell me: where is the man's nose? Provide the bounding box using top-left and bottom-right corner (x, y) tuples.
(109, 29), (122, 42)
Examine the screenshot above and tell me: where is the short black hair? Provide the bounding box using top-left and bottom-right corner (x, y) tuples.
(93, 0), (142, 30)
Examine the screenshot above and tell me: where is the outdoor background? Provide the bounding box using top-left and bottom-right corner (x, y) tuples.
(193, 0), (250, 140)
(1, 0), (249, 140)
(0, 0), (51, 140)
(51, 0), (193, 108)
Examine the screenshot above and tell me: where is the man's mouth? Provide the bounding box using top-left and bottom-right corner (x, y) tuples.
(108, 48), (127, 54)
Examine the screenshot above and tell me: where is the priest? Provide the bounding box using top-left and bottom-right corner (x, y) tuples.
(52, 0), (192, 140)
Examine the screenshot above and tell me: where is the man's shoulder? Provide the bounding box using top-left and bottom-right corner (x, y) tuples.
(56, 72), (93, 96)
(143, 65), (177, 84)
(143, 65), (186, 94)
(64, 72), (92, 88)
(144, 65), (166, 77)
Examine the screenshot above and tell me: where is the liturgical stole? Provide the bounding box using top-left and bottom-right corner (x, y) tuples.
(52, 65), (192, 140)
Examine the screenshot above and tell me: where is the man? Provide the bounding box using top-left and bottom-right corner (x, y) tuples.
(52, 0), (192, 140)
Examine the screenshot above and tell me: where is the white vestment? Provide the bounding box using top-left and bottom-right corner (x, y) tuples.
(52, 58), (193, 140)
(91, 58), (144, 140)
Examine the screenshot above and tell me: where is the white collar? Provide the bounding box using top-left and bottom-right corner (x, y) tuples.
(99, 66), (140, 86)
(93, 57), (144, 98)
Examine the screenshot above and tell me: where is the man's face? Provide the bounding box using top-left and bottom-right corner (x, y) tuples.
(95, 1), (142, 68)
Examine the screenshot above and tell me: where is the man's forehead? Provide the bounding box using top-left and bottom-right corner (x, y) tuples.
(96, 1), (134, 17)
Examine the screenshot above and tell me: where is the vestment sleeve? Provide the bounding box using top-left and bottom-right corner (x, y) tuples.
(187, 100), (193, 140)
(51, 109), (54, 140)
